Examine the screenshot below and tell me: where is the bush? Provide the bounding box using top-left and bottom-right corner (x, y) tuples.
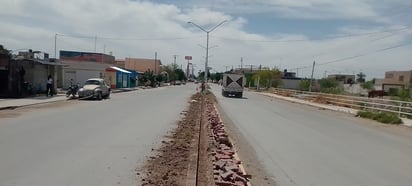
(357, 111), (403, 124)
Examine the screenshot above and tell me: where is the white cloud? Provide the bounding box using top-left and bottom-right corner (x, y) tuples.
(0, 0), (411, 79)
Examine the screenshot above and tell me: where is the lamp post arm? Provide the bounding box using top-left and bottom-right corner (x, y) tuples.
(209, 20), (228, 32)
(187, 22), (208, 33)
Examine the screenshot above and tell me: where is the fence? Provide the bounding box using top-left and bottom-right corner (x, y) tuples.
(271, 88), (412, 118)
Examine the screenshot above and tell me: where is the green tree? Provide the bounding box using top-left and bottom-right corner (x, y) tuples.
(361, 79), (375, 90)
(356, 72), (366, 83)
(174, 69), (186, 81)
(161, 64), (179, 82)
(319, 78), (342, 94)
(397, 89), (411, 101)
(299, 79), (310, 91)
(198, 71), (211, 81)
(252, 69), (282, 88)
(139, 70), (156, 87)
(210, 73), (223, 82)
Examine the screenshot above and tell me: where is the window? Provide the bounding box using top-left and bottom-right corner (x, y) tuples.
(385, 73), (394, 78)
(399, 75), (404, 82)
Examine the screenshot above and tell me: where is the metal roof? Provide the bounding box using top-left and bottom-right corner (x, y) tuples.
(110, 66), (131, 74)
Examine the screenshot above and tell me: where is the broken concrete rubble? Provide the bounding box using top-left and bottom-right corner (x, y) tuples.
(206, 102), (250, 186)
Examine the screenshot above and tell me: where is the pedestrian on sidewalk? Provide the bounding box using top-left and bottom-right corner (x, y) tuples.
(46, 75), (53, 97)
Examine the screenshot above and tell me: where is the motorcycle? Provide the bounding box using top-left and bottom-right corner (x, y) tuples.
(66, 84), (79, 98)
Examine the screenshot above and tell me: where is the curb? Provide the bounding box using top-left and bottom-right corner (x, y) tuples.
(0, 89), (140, 111)
(258, 92), (358, 115)
(257, 92), (412, 127)
(0, 98), (69, 111)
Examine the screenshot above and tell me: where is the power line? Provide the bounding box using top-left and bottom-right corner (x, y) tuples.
(213, 26), (412, 43)
(318, 43), (410, 66)
(288, 42), (411, 71)
(56, 33), (196, 41)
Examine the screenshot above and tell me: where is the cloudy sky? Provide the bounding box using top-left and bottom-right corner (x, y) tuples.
(1, 0), (411, 79)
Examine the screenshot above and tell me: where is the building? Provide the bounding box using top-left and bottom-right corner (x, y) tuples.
(124, 58), (162, 75)
(279, 69), (301, 90)
(115, 59), (126, 68)
(105, 66), (138, 89)
(382, 70), (412, 92)
(0, 47), (11, 96)
(0, 50), (63, 97)
(328, 74), (355, 84)
(59, 50), (115, 89)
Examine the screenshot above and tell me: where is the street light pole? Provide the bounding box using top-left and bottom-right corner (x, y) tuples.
(205, 32), (209, 82)
(188, 20), (227, 82)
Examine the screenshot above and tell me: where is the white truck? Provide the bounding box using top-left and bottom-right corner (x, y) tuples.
(221, 73), (246, 98)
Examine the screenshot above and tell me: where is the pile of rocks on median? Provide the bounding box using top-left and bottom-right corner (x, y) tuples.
(206, 103), (251, 186)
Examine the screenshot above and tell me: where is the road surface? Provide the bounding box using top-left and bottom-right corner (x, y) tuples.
(0, 85), (196, 186)
(210, 84), (412, 186)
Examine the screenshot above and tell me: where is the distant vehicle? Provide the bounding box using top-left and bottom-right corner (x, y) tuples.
(175, 80), (182, 85)
(78, 78), (111, 100)
(222, 73), (246, 98)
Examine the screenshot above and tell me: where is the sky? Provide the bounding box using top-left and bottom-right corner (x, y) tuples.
(1, 0), (411, 79)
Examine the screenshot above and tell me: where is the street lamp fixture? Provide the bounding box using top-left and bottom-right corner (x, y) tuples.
(188, 20), (227, 82)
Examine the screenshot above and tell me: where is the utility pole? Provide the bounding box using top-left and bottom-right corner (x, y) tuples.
(309, 61), (316, 92)
(173, 55), (177, 70)
(240, 57), (243, 73)
(54, 33), (57, 58)
(224, 66), (230, 72)
(154, 52), (157, 75)
(94, 36), (97, 52)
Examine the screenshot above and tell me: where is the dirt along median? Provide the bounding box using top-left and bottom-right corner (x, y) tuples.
(139, 92), (252, 186)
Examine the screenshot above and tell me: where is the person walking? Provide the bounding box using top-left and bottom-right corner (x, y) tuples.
(46, 75), (53, 97)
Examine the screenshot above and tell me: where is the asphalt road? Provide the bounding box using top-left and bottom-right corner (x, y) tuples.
(0, 84), (197, 186)
(210, 84), (412, 186)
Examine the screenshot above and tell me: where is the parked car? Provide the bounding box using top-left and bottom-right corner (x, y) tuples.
(175, 80), (182, 85)
(78, 78), (110, 100)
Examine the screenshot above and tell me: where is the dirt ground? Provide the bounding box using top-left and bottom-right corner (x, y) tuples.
(139, 91), (276, 185)
(139, 93), (216, 185)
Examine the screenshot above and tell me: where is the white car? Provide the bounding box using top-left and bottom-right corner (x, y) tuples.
(78, 78), (111, 100)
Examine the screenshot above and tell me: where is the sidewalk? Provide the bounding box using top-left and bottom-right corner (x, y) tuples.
(0, 87), (141, 110)
(0, 94), (68, 110)
(257, 92), (412, 127)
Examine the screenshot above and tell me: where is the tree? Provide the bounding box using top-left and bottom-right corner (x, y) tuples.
(251, 69), (282, 88)
(174, 69), (186, 81)
(299, 79), (310, 91)
(0, 45), (11, 58)
(139, 69), (156, 87)
(198, 71), (211, 81)
(318, 78), (342, 94)
(356, 72), (366, 83)
(210, 73), (223, 82)
(361, 79), (375, 90)
(161, 64), (179, 82)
